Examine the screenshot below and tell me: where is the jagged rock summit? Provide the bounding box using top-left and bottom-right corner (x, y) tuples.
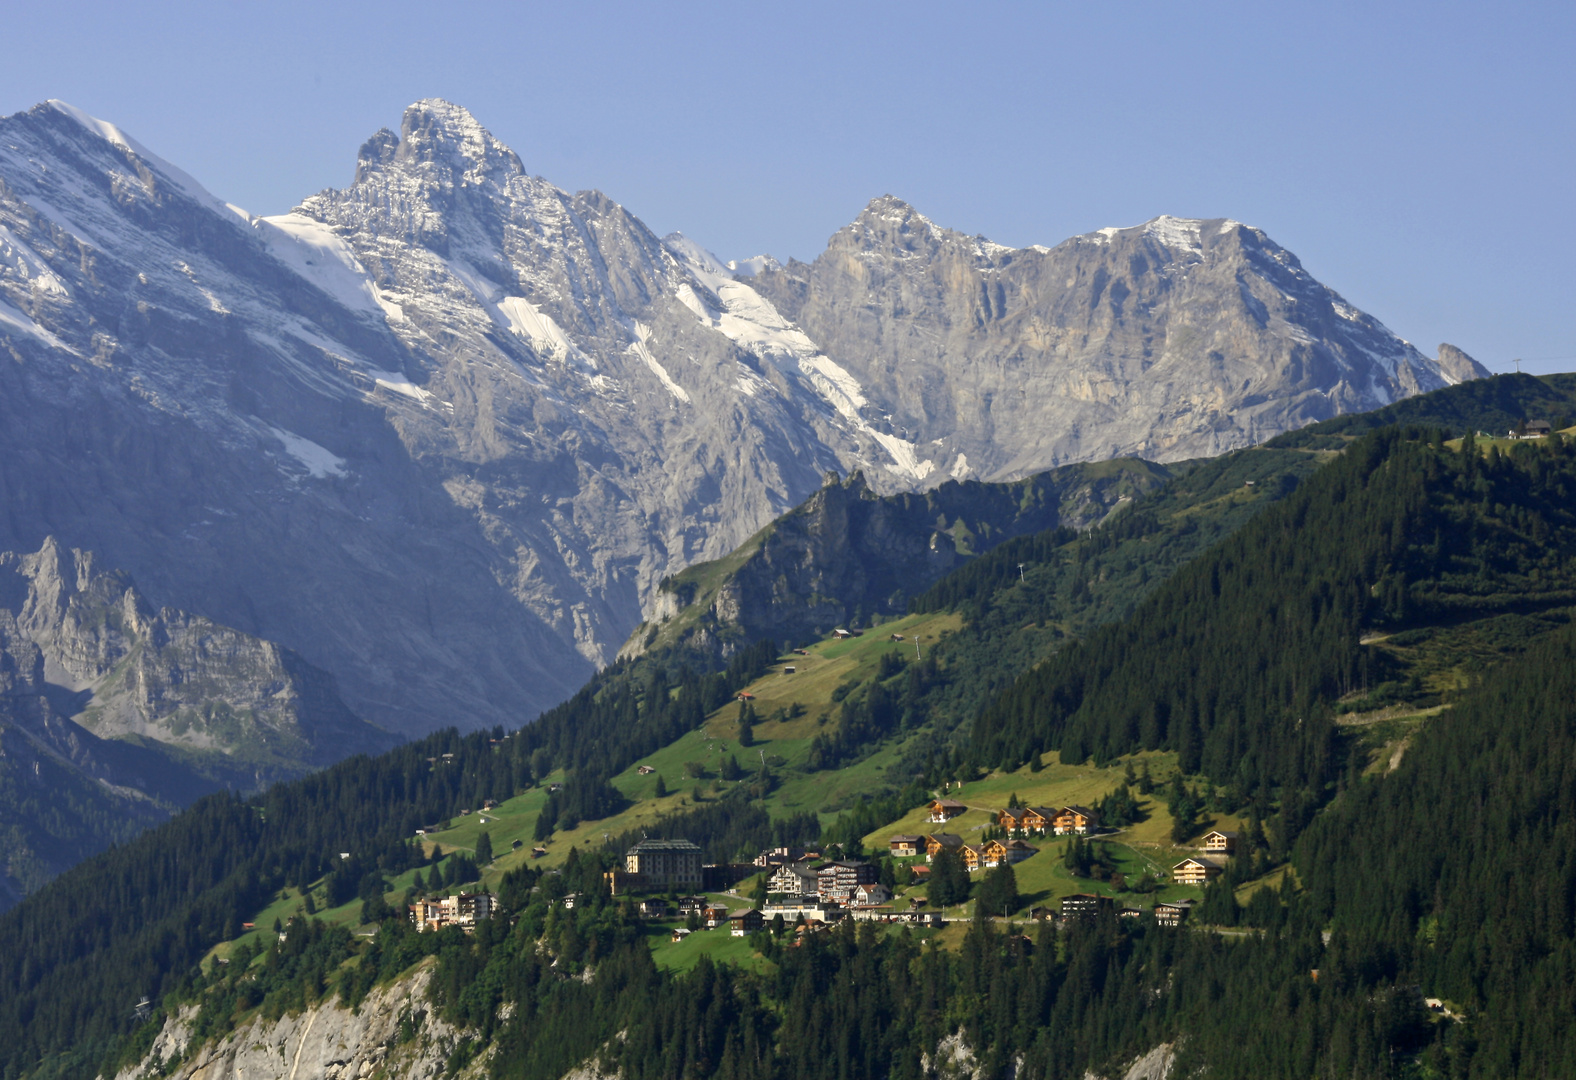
(0, 98), (1484, 745)
(748, 197), (1491, 474)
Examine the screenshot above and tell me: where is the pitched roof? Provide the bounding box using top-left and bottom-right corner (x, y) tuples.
(627, 838), (702, 855)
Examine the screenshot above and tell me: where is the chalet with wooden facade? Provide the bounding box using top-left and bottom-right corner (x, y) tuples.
(729, 909), (765, 936)
(1172, 855), (1228, 885)
(1052, 806), (1100, 835)
(1155, 899), (1195, 927)
(981, 838), (1039, 867)
(888, 835), (925, 858)
(928, 799), (968, 823)
(996, 806), (1056, 834)
(925, 833), (965, 861)
(1201, 830), (1239, 855)
(960, 845), (984, 873)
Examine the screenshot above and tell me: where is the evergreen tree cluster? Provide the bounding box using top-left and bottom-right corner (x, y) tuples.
(974, 428), (1576, 837)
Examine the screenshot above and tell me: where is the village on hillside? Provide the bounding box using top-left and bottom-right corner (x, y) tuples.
(404, 790), (1242, 939)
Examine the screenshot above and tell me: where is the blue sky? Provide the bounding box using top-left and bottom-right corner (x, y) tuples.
(4, 1), (1572, 373)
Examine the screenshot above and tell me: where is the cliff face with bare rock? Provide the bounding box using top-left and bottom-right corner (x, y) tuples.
(109, 965), (474, 1080)
(0, 538), (389, 905)
(747, 198), (1489, 476)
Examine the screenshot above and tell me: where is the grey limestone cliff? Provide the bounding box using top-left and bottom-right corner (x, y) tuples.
(0, 537), (392, 776)
(747, 198), (1490, 478)
(110, 965), (477, 1080)
(0, 537), (390, 905)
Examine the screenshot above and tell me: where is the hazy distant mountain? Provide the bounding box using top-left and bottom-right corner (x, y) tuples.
(0, 538), (389, 905)
(0, 98), (1484, 746)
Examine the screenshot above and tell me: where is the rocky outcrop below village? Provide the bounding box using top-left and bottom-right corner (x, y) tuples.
(110, 960), (1174, 1080)
(108, 966), (481, 1080)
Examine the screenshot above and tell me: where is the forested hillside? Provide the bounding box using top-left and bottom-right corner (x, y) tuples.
(100, 616), (1576, 1080)
(1, 374), (1574, 1080)
(973, 425), (1576, 807)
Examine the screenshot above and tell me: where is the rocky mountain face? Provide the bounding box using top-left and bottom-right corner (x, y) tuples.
(0, 538), (389, 906)
(747, 198), (1490, 475)
(0, 538), (391, 775)
(0, 98), (1484, 748)
(626, 459), (1171, 661)
(111, 965), (474, 1080)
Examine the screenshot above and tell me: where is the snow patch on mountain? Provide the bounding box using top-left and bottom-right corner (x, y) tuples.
(497, 296), (577, 364)
(0, 223), (69, 295)
(727, 255), (779, 277)
(0, 296), (75, 352)
(663, 234), (938, 482)
(256, 214), (405, 323)
(269, 427), (347, 479)
(1090, 215), (1239, 250)
(365, 368), (435, 405)
(628, 322), (690, 404)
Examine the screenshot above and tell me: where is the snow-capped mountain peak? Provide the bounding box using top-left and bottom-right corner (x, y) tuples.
(0, 98), (1488, 750)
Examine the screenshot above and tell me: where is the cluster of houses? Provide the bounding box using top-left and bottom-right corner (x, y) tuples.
(1035, 893), (1197, 927)
(408, 891), (498, 932)
(880, 798), (1105, 875)
(922, 798), (1099, 835)
(1170, 829), (1237, 885)
(595, 806), (1239, 939)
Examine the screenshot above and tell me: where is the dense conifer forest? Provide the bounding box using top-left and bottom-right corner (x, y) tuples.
(1, 374), (1574, 1080)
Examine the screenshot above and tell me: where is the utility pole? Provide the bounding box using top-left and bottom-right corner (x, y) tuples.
(1514, 358), (1524, 374)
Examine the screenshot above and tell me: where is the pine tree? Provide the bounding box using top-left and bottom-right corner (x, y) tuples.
(737, 701), (756, 747)
(475, 831), (493, 865)
(978, 863), (1019, 918)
